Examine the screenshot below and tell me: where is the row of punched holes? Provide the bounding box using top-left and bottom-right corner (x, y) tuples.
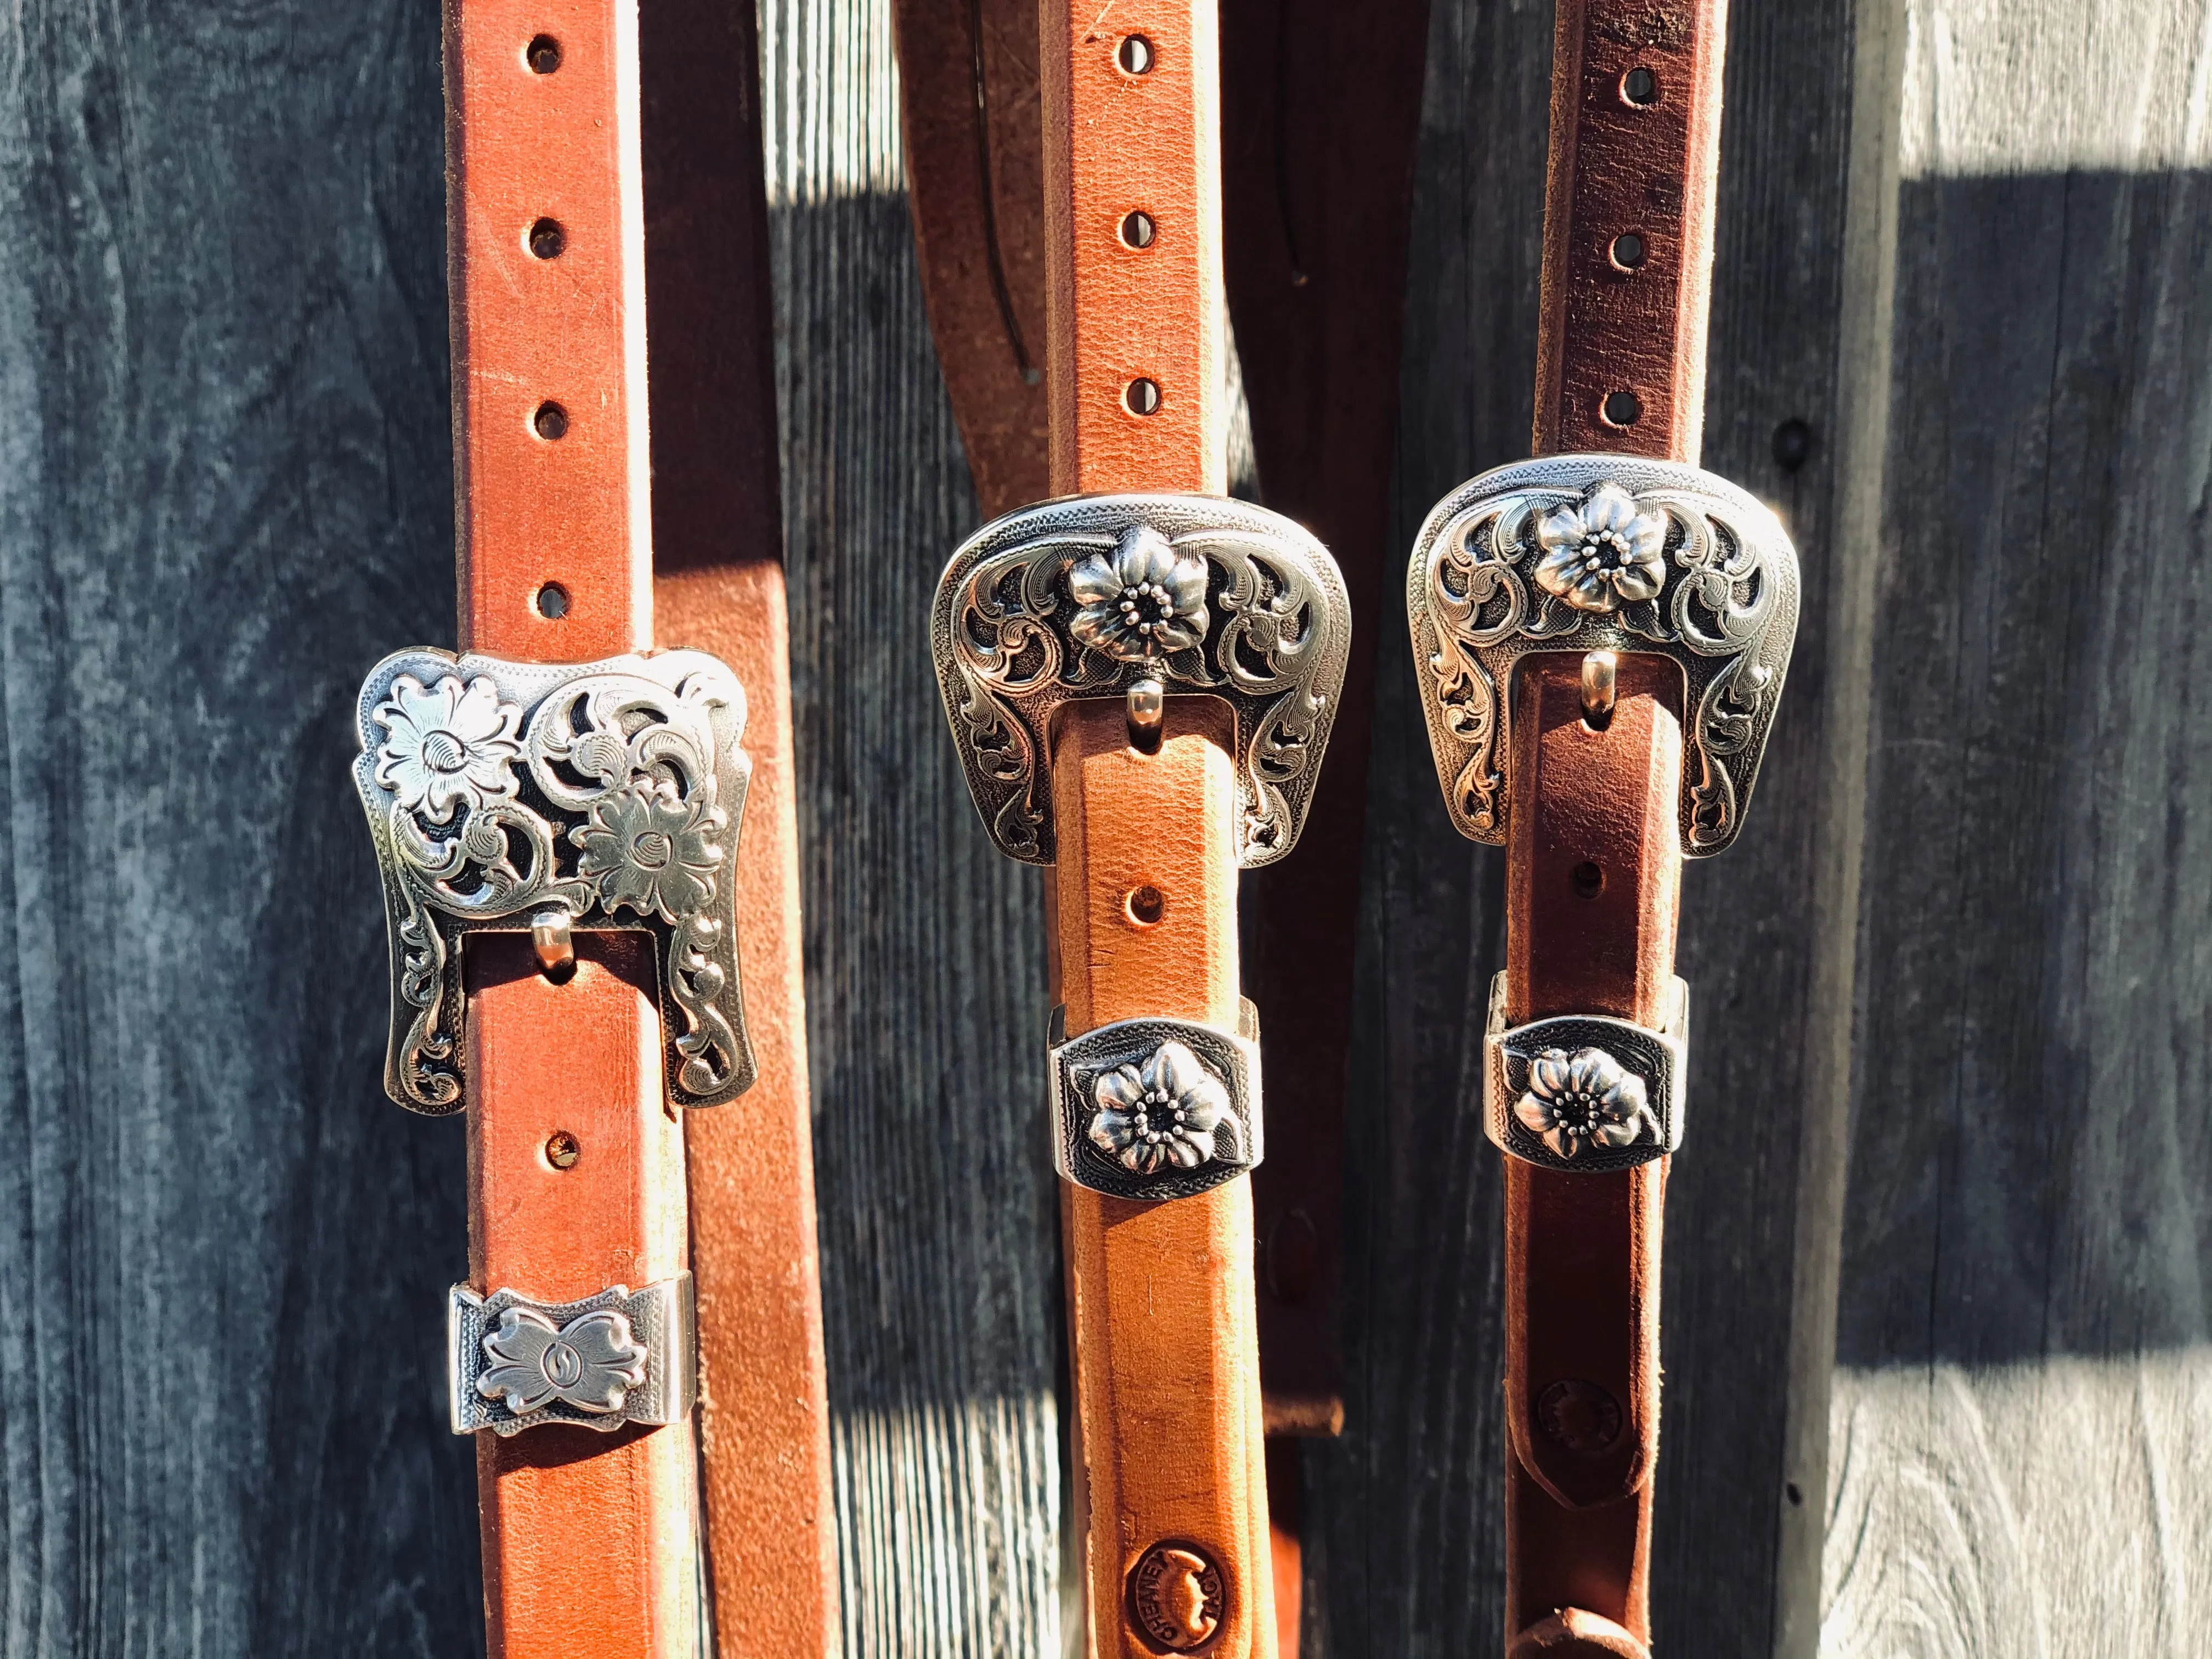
(525, 31), (573, 624)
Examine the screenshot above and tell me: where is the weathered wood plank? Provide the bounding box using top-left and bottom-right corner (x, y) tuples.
(0, 2), (481, 1655)
(1820, 3), (2212, 1652)
(754, 4), (1066, 1653)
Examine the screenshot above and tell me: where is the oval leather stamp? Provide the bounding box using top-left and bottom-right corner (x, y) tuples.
(1537, 1378), (1624, 1455)
(1127, 1540), (1227, 1651)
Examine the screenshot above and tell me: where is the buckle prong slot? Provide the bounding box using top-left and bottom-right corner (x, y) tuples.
(1580, 650), (1617, 730)
(1125, 676), (1165, 752)
(530, 904), (575, 978)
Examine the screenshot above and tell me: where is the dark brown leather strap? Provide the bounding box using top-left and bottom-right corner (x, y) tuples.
(1503, 661), (1678, 1655)
(893, 0), (1051, 517)
(447, 2), (693, 1651)
(1216, 12), (1432, 1647)
(1533, 0), (1726, 461)
(1219, 0), (1429, 1440)
(639, 0), (840, 1648)
(1508, 2), (1725, 1653)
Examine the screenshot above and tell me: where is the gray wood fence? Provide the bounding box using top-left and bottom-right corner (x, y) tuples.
(2, 0), (2205, 1655)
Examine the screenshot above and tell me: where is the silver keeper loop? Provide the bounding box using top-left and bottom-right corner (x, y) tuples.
(353, 648), (757, 1113)
(1048, 1001), (1262, 1201)
(930, 492), (1352, 868)
(448, 1274), (697, 1436)
(1482, 972), (1689, 1172)
(1406, 455), (1800, 856)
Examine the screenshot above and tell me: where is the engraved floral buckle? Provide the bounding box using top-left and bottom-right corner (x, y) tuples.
(1406, 456), (1800, 856)
(1482, 973), (1689, 1172)
(1047, 1002), (1262, 1201)
(352, 648), (756, 1113)
(930, 493), (1352, 868)
(449, 1276), (696, 1435)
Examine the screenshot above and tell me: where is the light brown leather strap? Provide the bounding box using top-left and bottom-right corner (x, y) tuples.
(1054, 702), (1273, 1658)
(469, 935), (697, 1656)
(638, 0), (840, 1646)
(447, 3), (695, 1653)
(1040, 0), (1223, 496)
(1508, 2), (1725, 1653)
(1040, 5), (1272, 1655)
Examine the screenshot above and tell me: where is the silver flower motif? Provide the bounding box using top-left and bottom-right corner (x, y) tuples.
(1513, 1045), (1654, 1160)
(477, 1306), (649, 1415)
(1532, 483), (1667, 613)
(373, 674), (523, 822)
(1068, 526), (1210, 660)
(573, 780), (723, 921)
(1088, 1040), (1241, 1175)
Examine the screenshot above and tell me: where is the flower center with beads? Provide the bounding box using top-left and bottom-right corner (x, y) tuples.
(1118, 581), (1177, 641)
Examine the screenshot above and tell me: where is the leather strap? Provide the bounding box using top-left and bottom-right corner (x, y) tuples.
(1502, 660), (1678, 1655)
(897, 14), (1428, 1651)
(1221, 0), (1431, 1448)
(1506, 2), (1725, 1653)
(892, 0), (1051, 517)
(638, 0), (839, 1648)
(1054, 701), (1274, 1658)
(1533, 0), (1726, 463)
(446, 3), (695, 1652)
(1216, 13), (1431, 1646)
(1040, 5), (1274, 1655)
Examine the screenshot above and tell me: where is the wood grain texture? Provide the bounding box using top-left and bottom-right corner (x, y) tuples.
(1817, 3), (2212, 1652)
(0, 1), (483, 1654)
(756, 3), (1066, 1653)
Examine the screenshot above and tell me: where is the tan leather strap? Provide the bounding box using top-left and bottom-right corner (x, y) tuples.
(897, 15), (1427, 1649)
(1054, 702), (1273, 1659)
(639, 0), (840, 1647)
(1040, 5), (1273, 1655)
(447, 3), (694, 1652)
(1040, 0), (1223, 496)
(1507, 2), (1725, 1652)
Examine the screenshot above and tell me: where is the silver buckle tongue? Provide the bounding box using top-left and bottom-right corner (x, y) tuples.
(352, 648), (757, 1113)
(1406, 455), (1801, 855)
(930, 492), (1353, 868)
(1482, 973), (1689, 1172)
(449, 1276), (697, 1435)
(1048, 1002), (1263, 1201)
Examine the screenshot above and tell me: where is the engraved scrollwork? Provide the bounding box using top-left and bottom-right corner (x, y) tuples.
(1406, 456), (1800, 856)
(931, 494), (1352, 868)
(353, 650), (756, 1113)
